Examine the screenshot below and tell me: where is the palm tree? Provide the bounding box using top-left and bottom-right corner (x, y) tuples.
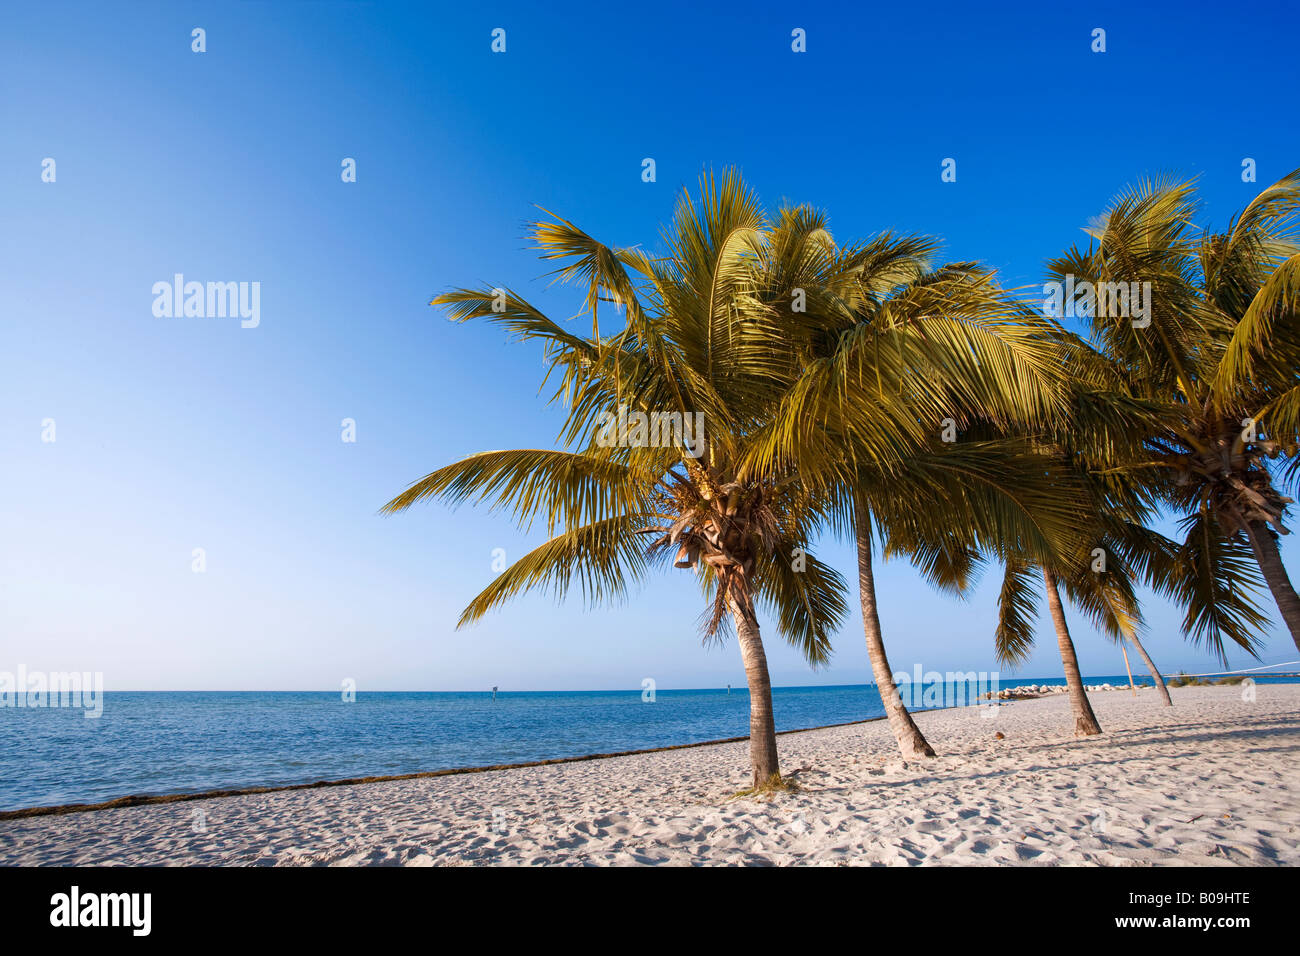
(994, 521), (1192, 729)
(995, 554), (1120, 736)
(858, 442), (1093, 752)
(382, 171), (847, 788)
(986, 435), (1166, 734)
(1047, 170), (1300, 653)
(984, 329), (1264, 729)
(745, 215), (1076, 758)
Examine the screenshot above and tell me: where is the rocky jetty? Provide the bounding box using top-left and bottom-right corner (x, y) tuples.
(983, 682), (1133, 700)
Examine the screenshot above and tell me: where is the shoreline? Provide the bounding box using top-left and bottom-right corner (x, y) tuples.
(3, 683), (1296, 866)
(0, 714), (894, 822)
(2, 679), (1285, 822)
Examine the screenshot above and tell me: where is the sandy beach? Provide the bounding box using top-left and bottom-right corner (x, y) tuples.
(2, 683), (1296, 866)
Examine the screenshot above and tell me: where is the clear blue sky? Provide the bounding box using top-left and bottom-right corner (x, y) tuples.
(2, 0), (1298, 691)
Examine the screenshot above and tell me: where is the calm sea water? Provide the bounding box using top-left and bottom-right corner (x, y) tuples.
(0, 675), (1288, 811)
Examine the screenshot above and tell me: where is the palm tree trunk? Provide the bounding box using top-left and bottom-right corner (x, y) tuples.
(1244, 519), (1300, 653)
(727, 593), (780, 787)
(855, 510), (935, 758)
(1042, 566), (1102, 736)
(1128, 633), (1172, 707)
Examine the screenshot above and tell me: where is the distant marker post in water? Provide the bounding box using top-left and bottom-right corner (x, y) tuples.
(492, 685), (498, 701)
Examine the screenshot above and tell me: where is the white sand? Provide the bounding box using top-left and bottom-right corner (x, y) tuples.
(1, 683), (1296, 866)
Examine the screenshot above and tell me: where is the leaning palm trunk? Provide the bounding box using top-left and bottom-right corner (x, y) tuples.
(1243, 519), (1300, 653)
(727, 593), (781, 786)
(1042, 567), (1102, 736)
(1128, 633), (1172, 707)
(856, 511), (936, 758)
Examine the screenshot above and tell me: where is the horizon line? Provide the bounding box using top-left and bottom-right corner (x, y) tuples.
(18, 674), (1239, 695)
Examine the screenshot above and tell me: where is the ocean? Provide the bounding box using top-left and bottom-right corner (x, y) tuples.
(0, 675), (1287, 811)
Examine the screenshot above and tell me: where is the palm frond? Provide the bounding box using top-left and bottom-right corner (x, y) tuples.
(994, 560), (1039, 667)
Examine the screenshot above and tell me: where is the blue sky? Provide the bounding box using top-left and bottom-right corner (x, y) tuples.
(2, 0), (1298, 691)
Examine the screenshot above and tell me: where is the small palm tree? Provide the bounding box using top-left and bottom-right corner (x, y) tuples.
(1048, 170), (1300, 653)
(995, 553), (1125, 736)
(383, 172), (847, 787)
(985, 341), (1259, 730)
(993, 512), (1187, 723)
